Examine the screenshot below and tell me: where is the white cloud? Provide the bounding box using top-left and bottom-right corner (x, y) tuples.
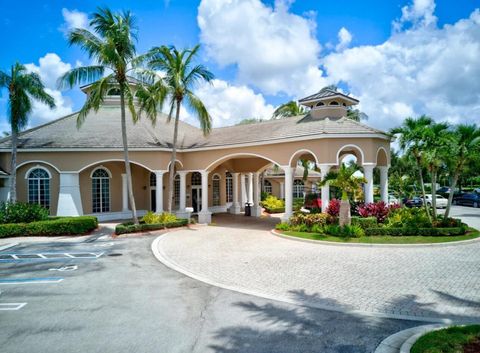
(183, 79), (274, 127)
(60, 8), (89, 33)
(197, 0), (330, 96)
(25, 53), (74, 127)
(336, 27), (352, 52)
(323, 8), (480, 130)
(393, 0), (437, 31)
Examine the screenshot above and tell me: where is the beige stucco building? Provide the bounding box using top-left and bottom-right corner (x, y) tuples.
(0, 85), (391, 223)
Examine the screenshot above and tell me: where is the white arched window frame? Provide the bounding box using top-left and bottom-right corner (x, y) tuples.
(27, 167), (51, 209)
(264, 180), (272, 194)
(225, 172), (233, 203)
(329, 101), (339, 106)
(212, 174), (221, 206)
(315, 102), (325, 107)
(293, 179), (305, 199)
(91, 167), (111, 213)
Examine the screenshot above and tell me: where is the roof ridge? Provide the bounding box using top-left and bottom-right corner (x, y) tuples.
(338, 116), (389, 136)
(211, 115), (305, 130)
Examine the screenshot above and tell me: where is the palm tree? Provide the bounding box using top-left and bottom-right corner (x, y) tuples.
(444, 124), (480, 218)
(272, 101), (306, 119)
(58, 7), (156, 224)
(145, 45), (213, 213)
(391, 115), (433, 222)
(319, 164), (366, 226)
(422, 122), (451, 219)
(0, 63), (55, 202)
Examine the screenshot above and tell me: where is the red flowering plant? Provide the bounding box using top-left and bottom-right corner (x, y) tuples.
(357, 201), (400, 223)
(326, 199), (340, 217)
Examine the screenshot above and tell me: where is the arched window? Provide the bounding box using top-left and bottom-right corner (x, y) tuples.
(212, 174), (221, 206)
(174, 174), (180, 208)
(315, 102), (325, 107)
(225, 172), (233, 203)
(107, 88), (121, 96)
(329, 101), (339, 106)
(91, 168), (110, 213)
(150, 172), (156, 187)
(264, 180), (272, 194)
(27, 167), (50, 209)
(191, 172), (201, 185)
(293, 180), (304, 198)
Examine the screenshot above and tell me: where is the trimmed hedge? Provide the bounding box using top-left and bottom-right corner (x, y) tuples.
(264, 207), (285, 214)
(351, 216), (377, 229)
(115, 219), (189, 235)
(364, 226), (467, 237)
(0, 216), (98, 238)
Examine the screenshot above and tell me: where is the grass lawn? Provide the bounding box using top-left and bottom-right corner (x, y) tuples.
(411, 325), (480, 353)
(281, 229), (480, 244)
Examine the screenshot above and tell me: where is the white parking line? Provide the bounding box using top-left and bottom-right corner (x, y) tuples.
(0, 303), (27, 310)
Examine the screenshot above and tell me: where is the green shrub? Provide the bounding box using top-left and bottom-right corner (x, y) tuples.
(289, 213), (329, 228)
(142, 211), (178, 224)
(290, 224), (310, 232)
(310, 223), (324, 234)
(293, 198), (304, 211)
(0, 216), (98, 238)
(324, 224), (342, 237)
(0, 202), (49, 224)
(275, 222), (290, 231)
(386, 207), (432, 228)
(115, 218), (188, 235)
(262, 195), (285, 209)
(351, 216), (377, 229)
(364, 227), (467, 237)
(341, 224), (365, 238)
(264, 207), (285, 214)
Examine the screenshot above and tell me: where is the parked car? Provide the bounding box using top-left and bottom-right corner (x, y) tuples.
(403, 196), (423, 208)
(422, 194), (448, 208)
(453, 193), (480, 208)
(388, 195), (399, 205)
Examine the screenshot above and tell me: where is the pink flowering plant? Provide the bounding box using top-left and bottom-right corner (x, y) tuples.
(357, 201), (401, 223)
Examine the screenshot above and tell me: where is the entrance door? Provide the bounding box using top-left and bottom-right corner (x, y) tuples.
(150, 188), (156, 212)
(192, 187), (202, 213)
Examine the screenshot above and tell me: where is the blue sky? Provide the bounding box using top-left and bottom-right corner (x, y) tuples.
(1, 0), (479, 131)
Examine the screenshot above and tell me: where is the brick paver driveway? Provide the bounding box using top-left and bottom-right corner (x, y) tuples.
(154, 214), (480, 323)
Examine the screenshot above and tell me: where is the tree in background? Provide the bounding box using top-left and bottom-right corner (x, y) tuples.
(0, 63), (55, 202)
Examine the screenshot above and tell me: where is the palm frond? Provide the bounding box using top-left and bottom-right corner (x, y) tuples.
(76, 75), (111, 128)
(58, 66), (105, 89)
(186, 91), (212, 135)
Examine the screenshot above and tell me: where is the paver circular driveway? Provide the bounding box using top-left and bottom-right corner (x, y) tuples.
(153, 219), (480, 323)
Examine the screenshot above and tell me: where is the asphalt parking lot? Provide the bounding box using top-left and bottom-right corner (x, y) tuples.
(0, 231), (422, 353)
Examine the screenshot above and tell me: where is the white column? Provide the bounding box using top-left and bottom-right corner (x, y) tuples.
(198, 170), (211, 224)
(240, 173), (247, 208)
(252, 172), (262, 217)
(363, 165), (375, 204)
(121, 173), (128, 212)
(230, 172), (241, 214)
(379, 166), (389, 203)
(178, 171), (187, 211)
(282, 166), (294, 221)
(155, 171), (164, 213)
(57, 173), (83, 216)
(280, 181), (285, 199)
(319, 164), (332, 213)
(247, 173), (254, 206)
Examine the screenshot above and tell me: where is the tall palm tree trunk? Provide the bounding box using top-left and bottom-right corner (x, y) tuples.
(416, 156), (431, 222)
(9, 129), (17, 202)
(167, 100), (181, 213)
(431, 169), (437, 220)
(120, 87), (138, 224)
(445, 171), (459, 219)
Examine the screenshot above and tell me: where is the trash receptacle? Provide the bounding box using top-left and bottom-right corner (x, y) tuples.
(244, 203), (251, 216)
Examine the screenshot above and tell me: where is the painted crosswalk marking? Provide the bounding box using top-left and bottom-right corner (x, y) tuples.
(0, 252), (104, 262)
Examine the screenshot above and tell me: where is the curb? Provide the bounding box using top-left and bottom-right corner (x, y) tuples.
(374, 324), (447, 353)
(151, 233), (465, 324)
(0, 242), (19, 251)
(271, 229), (480, 248)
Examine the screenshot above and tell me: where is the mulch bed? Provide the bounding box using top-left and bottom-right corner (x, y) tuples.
(463, 338), (480, 353)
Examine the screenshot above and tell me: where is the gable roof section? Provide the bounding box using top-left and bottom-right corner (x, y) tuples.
(0, 107), (389, 151)
(298, 88), (359, 105)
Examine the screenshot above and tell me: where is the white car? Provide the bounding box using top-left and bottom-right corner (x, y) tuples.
(422, 194), (448, 208)
(388, 195), (399, 205)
